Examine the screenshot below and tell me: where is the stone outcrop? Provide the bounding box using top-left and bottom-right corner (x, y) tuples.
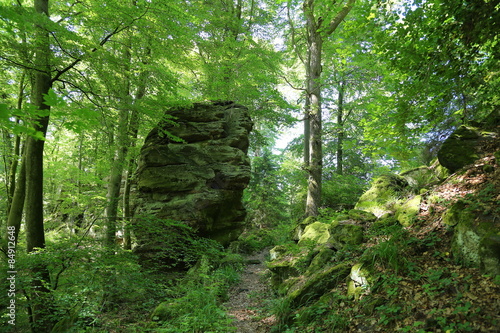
(354, 174), (409, 218)
(437, 110), (499, 173)
(133, 101), (253, 256)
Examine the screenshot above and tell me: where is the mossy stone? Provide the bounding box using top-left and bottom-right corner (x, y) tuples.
(292, 216), (317, 241)
(305, 248), (336, 276)
(443, 200), (469, 227)
(269, 245), (290, 261)
(395, 195), (422, 227)
(437, 125), (482, 173)
(333, 214), (350, 223)
(347, 280), (364, 300)
(348, 262), (373, 300)
(355, 174), (408, 217)
(298, 222), (331, 246)
(328, 224), (364, 250)
(287, 263), (351, 308)
(348, 209), (377, 223)
(151, 301), (181, 321)
(450, 205), (500, 276)
(371, 216), (398, 230)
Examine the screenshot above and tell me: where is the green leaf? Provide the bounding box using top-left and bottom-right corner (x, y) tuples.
(43, 88), (65, 107)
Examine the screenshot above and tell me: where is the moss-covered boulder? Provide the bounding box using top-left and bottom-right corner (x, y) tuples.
(267, 245), (304, 290)
(292, 216), (316, 241)
(327, 223), (364, 250)
(287, 263), (351, 308)
(305, 248), (336, 276)
(443, 200), (468, 227)
(437, 111), (499, 173)
(371, 215), (399, 230)
(354, 174), (409, 217)
(400, 162), (448, 190)
(437, 125), (482, 173)
(151, 301), (182, 322)
(395, 195), (422, 227)
(298, 222), (331, 247)
(447, 201), (500, 276)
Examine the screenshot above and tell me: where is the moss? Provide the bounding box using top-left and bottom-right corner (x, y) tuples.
(298, 222), (331, 246)
(269, 245), (290, 261)
(292, 217), (317, 241)
(151, 301), (180, 321)
(437, 125), (482, 172)
(395, 195), (422, 227)
(483, 164), (495, 173)
(355, 174), (409, 217)
(305, 248), (336, 276)
(333, 214), (350, 222)
(348, 209), (377, 223)
(479, 234), (500, 276)
(288, 263), (351, 308)
(451, 208), (500, 276)
(443, 200), (469, 227)
(328, 224), (364, 250)
(371, 216), (398, 230)
(349, 263), (371, 298)
(494, 150), (500, 161)
(347, 280), (363, 299)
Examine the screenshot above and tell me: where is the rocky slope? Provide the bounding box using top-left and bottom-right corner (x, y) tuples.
(266, 112), (500, 332)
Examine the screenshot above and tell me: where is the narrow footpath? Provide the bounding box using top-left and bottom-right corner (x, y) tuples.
(224, 249), (275, 333)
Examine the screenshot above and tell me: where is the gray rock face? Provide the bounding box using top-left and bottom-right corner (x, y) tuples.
(133, 101), (253, 250)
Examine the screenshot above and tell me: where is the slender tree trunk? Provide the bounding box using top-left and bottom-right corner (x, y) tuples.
(5, 154), (26, 248)
(105, 108), (129, 248)
(122, 109), (140, 250)
(104, 35), (133, 248)
(122, 65), (147, 249)
(304, 0), (323, 217)
(303, 88), (311, 167)
(5, 73), (26, 215)
(337, 80), (345, 176)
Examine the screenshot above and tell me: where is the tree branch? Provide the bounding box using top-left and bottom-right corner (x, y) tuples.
(51, 3), (150, 83)
(324, 0), (356, 36)
(281, 75), (306, 91)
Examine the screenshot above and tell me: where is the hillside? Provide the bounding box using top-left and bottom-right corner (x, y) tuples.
(261, 121), (500, 332)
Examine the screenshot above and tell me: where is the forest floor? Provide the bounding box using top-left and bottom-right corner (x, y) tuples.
(224, 249), (275, 333)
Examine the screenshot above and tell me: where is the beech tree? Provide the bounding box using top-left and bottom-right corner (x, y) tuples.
(301, 0), (356, 216)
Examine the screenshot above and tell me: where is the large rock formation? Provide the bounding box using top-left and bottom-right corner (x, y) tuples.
(133, 101), (253, 256)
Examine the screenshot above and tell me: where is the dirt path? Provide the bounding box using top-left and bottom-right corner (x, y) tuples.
(224, 249), (275, 333)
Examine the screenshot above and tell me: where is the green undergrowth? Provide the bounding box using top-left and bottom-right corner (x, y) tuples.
(0, 218), (246, 333)
(150, 254), (243, 333)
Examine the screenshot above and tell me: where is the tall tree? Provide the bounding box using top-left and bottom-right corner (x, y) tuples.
(23, 1), (57, 331)
(302, 0), (356, 217)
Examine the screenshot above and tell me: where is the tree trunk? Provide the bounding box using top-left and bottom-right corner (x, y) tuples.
(5, 154), (26, 248)
(122, 66), (147, 249)
(122, 109), (140, 250)
(25, 1), (56, 331)
(104, 108), (129, 248)
(304, 0), (323, 217)
(337, 80), (345, 176)
(303, 87), (311, 167)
